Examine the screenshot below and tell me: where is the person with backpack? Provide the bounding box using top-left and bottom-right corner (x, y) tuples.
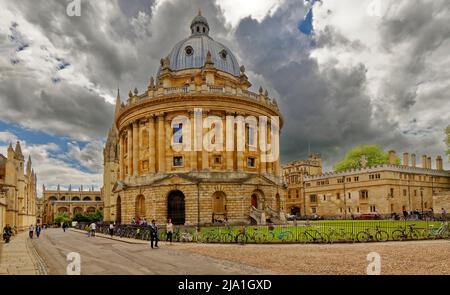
(150, 220), (159, 249)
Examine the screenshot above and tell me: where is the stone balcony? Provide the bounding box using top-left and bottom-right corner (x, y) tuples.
(120, 84), (280, 117)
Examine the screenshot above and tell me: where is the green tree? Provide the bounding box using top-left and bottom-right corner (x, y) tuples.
(335, 145), (399, 172)
(54, 212), (70, 224)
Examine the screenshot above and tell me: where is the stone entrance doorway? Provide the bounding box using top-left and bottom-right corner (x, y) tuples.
(168, 190), (185, 225)
(116, 196), (122, 224)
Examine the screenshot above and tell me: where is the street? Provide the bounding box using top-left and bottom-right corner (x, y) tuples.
(31, 228), (271, 275)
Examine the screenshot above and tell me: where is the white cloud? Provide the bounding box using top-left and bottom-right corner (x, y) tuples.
(0, 131), (18, 143)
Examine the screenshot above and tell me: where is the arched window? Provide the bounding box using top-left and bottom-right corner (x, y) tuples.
(197, 26), (200, 32)
(83, 196), (91, 201)
(72, 197), (80, 201)
(95, 196), (101, 201)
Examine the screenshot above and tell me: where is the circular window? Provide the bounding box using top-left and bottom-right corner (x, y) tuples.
(185, 46), (194, 56)
(219, 49), (227, 59)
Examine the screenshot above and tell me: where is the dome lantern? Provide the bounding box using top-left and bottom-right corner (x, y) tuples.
(190, 9), (209, 36)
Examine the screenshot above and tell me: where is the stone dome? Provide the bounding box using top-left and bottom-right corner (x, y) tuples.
(159, 12), (241, 77)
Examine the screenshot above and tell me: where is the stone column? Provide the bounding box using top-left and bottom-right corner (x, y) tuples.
(259, 121), (267, 174)
(119, 131), (125, 180)
(157, 113), (166, 173)
(132, 121), (139, 176)
(236, 113), (244, 172)
(201, 110), (209, 170)
(190, 110), (198, 170)
(127, 124), (133, 176)
(226, 112), (234, 171)
(266, 123), (273, 174)
(148, 115), (156, 173)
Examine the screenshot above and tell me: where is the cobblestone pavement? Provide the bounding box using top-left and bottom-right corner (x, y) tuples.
(0, 231), (47, 275)
(174, 240), (450, 275)
(31, 228), (273, 275)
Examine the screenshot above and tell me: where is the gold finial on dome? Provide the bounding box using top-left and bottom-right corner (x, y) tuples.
(198, 9), (202, 16)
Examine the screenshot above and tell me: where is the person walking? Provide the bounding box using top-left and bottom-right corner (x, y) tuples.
(90, 222), (97, 237)
(441, 208), (447, 219)
(28, 224), (34, 239)
(150, 220), (159, 249)
(36, 224), (41, 239)
(166, 218), (173, 245)
(109, 223), (114, 237)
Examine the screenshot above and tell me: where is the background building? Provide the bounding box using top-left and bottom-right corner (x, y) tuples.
(301, 151), (450, 217)
(103, 13), (285, 226)
(282, 154), (322, 216)
(41, 185), (103, 225)
(0, 142), (38, 231)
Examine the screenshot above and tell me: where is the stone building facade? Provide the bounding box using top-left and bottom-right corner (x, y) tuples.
(0, 142), (38, 231)
(282, 154), (322, 215)
(103, 13), (285, 225)
(294, 151), (450, 218)
(41, 185), (103, 225)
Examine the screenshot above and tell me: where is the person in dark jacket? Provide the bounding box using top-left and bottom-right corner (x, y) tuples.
(149, 220), (159, 249)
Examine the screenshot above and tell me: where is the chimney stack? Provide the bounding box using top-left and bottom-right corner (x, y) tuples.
(436, 156), (443, 171)
(427, 157), (432, 170)
(403, 152), (409, 166)
(411, 154), (416, 167)
(422, 155), (427, 169)
(388, 150), (397, 165)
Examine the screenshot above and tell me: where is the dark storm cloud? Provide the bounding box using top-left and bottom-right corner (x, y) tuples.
(234, 0), (406, 166)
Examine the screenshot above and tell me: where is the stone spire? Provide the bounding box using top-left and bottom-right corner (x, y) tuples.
(14, 141), (24, 160)
(7, 143), (14, 159)
(114, 88), (121, 117)
(26, 155), (32, 175)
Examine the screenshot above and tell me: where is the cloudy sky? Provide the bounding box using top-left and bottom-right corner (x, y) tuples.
(0, 0), (449, 196)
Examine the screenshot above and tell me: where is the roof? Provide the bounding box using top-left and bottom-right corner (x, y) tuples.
(158, 13), (241, 77)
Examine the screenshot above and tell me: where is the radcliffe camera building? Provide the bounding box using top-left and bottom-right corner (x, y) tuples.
(0, 142), (38, 231)
(103, 12), (285, 225)
(283, 151), (450, 217)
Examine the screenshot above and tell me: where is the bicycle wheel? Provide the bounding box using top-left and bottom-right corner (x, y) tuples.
(312, 231), (325, 243)
(375, 230), (389, 242)
(221, 233), (233, 243)
(236, 233), (247, 244)
(409, 230), (420, 240)
(392, 230), (405, 241)
(265, 231), (275, 242)
(280, 231), (293, 242)
(253, 232), (266, 243)
(302, 232), (314, 244)
(356, 231), (370, 243)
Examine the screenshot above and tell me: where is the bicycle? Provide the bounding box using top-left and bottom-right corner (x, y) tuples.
(265, 228), (293, 242)
(422, 222), (449, 239)
(220, 226), (238, 243)
(356, 226), (389, 243)
(235, 227), (267, 244)
(325, 227), (354, 243)
(300, 227), (324, 243)
(392, 224), (420, 241)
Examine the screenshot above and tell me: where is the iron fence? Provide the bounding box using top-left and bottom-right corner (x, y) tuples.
(77, 219), (449, 244)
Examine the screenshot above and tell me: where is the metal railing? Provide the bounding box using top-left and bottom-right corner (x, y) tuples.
(77, 219), (449, 244)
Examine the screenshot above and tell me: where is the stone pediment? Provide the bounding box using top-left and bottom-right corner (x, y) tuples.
(151, 173), (198, 186)
(112, 181), (127, 193)
(241, 174), (278, 186)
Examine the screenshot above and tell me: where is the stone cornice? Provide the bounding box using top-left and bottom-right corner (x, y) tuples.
(304, 164), (450, 181)
(116, 93), (283, 132)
